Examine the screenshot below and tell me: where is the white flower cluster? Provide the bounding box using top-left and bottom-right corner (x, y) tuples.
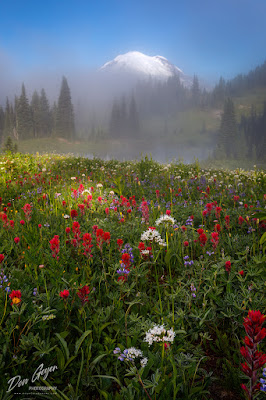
(140, 249), (150, 255)
(114, 347), (148, 367)
(126, 347), (143, 360)
(155, 214), (176, 226)
(140, 228), (166, 246)
(144, 324), (175, 346)
(42, 314), (56, 321)
(140, 357), (148, 367)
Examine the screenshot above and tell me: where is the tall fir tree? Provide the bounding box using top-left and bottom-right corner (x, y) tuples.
(128, 95), (140, 136)
(191, 75), (200, 106)
(217, 97), (238, 158)
(257, 102), (266, 159)
(51, 102), (57, 136)
(17, 83), (33, 139)
(4, 98), (12, 138)
(55, 76), (75, 140)
(0, 106), (4, 143)
(119, 96), (127, 135)
(211, 77), (227, 106)
(31, 90), (41, 138)
(39, 89), (52, 137)
(13, 96), (19, 140)
(109, 100), (121, 138)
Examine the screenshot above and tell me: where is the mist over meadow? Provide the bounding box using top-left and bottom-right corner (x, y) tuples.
(1, 55), (266, 165)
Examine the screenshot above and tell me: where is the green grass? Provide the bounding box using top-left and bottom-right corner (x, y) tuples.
(0, 153), (265, 399)
(233, 87), (266, 117)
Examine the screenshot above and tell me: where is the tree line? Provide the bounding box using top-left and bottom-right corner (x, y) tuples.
(0, 76), (75, 142)
(0, 59), (266, 161)
(215, 98), (266, 160)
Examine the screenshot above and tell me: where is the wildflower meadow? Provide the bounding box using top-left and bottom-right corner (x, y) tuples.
(0, 153), (265, 399)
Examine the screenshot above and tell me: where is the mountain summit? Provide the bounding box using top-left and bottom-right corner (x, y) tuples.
(100, 51), (191, 85)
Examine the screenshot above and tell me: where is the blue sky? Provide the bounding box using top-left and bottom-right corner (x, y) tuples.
(1, 0), (266, 84)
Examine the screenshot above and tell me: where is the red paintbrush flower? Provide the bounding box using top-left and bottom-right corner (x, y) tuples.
(225, 260), (231, 273)
(59, 290), (69, 299)
(240, 310), (266, 399)
(78, 285), (90, 305)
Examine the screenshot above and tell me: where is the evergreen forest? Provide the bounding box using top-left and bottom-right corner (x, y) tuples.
(0, 61), (266, 162)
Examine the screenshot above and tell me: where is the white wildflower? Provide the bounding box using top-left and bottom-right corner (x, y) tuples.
(141, 249), (150, 255)
(140, 357), (148, 367)
(140, 228), (166, 246)
(155, 214), (176, 226)
(83, 189), (91, 195)
(127, 347), (143, 360)
(144, 324), (175, 346)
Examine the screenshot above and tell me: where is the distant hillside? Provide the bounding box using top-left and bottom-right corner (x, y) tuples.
(212, 60), (266, 108)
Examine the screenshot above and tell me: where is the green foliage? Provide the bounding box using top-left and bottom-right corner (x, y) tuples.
(0, 153), (265, 398)
(2, 136), (18, 153)
(55, 76), (75, 140)
(17, 83), (33, 139)
(217, 97), (238, 158)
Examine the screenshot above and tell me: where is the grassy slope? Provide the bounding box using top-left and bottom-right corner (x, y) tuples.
(233, 87), (266, 117)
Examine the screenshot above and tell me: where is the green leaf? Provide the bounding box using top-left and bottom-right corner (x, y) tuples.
(91, 353), (107, 370)
(64, 355), (77, 371)
(76, 348), (84, 396)
(56, 347), (65, 370)
(98, 390), (108, 399)
(99, 322), (114, 335)
(55, 333), (69, 360)
(199, 308), (212, 327)
(260, 232), (266, 245)
(90, 374), (122, 387)
(174, 329), (187, 335)
(252, 211), (266, 220)
(40, 378), (70, 400)
(75, 329), (92, 356)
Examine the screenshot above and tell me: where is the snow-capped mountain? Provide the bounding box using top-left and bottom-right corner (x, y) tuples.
(100, 51), (192, 86)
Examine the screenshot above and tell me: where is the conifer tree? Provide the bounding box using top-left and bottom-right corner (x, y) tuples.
(119, 96), (127, 135)
(51, 102), (57, 136)
(17, 83), (33, 139)
(55, 76), (75, 140)
(0, 106), (4, 142)
(13, 96), (19, 140)
(39, 89), (52, 137)
(128, 95), (140, 136)
(109, 100), (121, 138)
(3, 136), (17, 153)
(31, 90), (41, 138)
(257, 102), (266, 159)
(191, 75), (200, 106)
(212, 77), (226, 106)
(4, 98), (12, 138)
(217, 97), (237, 158)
